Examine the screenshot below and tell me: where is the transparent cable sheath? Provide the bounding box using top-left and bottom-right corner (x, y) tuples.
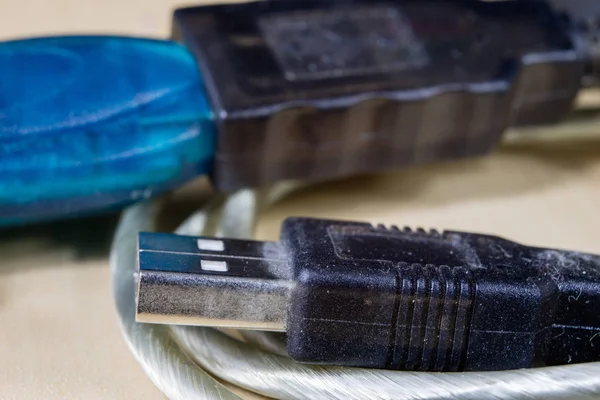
(111, 187), (600, 400)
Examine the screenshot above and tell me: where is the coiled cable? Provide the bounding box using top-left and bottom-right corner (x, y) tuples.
(110, 187), (600, 400)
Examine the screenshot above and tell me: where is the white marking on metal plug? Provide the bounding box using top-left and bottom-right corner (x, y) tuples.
(197, 239), (225, 252)
(201, 260), (228, 272)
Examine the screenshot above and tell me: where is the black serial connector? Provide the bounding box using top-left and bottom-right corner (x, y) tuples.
(173, 0), (584, 190)
(136, 218), (600, 372)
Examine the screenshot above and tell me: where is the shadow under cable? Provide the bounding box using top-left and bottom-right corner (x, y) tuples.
(0, 212), (120, 274)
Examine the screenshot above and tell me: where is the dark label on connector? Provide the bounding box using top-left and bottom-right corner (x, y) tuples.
(327, 224), (466, 267)
(258, 6), (429, 81)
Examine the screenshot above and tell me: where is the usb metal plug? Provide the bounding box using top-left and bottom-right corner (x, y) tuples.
(136, 232), (291, 331)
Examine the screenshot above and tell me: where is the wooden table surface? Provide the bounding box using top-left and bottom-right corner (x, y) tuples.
(1, 1), (600, 399)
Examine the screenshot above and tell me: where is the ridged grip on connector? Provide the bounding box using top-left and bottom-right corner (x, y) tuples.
(215, 90), (510, 189)
(390, 264), (475, 372)
(0, 36), (216, 225)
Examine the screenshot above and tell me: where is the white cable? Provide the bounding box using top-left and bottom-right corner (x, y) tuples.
(111, 188), (600, 400)
(110, 200), (241, 400)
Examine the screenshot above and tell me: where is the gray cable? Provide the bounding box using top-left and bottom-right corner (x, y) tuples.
(111, 188), (600, 400)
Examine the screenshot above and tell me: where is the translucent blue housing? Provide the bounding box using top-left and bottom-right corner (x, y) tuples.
(0, 36), (216, 225)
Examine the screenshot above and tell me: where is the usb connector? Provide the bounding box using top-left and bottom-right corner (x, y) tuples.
(136, 234), (290, 331)
(136, 218), (600, 372)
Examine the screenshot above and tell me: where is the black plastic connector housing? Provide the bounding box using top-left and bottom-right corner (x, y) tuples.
(281, 218), (600, 371)
(173, 0), (584, 191)
(137, 217), (600, 372)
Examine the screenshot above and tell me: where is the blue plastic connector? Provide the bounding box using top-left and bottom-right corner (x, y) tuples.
(0, 36), (216, 226)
